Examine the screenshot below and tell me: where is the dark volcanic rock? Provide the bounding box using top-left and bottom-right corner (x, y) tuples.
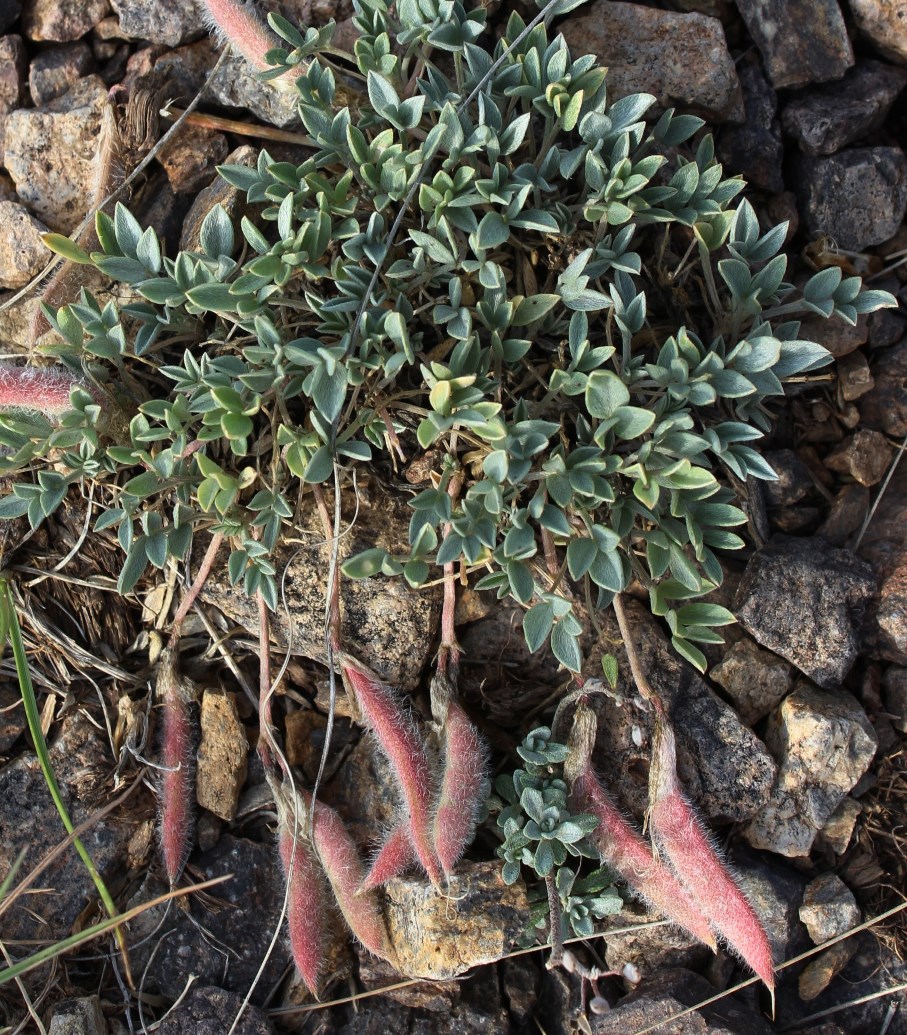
(735, 536), (876, 688)
(796, 147), (907, 251)
(782, 61), (907, 156)
(718, 58), (783, 191)
(156, 986), (274, 1035)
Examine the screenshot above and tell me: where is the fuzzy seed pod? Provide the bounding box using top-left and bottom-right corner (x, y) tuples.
(201, 0), (278, 71)
(432, 697), (489, 877)
(566, 703), (716, 950)
(649, 720), (775, 990)
(0, 363), (81, 418)
(276, 798), (326, 997)
(341, 658), (443, 888)
(156, 647), (197, 887)
(303, 791), (396, 964)
(361, 822), (415, 892)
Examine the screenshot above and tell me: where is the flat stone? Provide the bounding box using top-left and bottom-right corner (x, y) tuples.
(710, 637), (794, 726)
(0, 200), (50, 290)
(584, 602), (777, 823)
(735, 536), (876, 688)
(836, 351), (875, 402)
(825, 429), (893, 486)
(602, 912), (711, 978)
(717, 58), (783, 192)
(796, 148), (907, 251)
(882, 666), (907, 732)
(201, 476), (441, 690)
(383, 861), (529, 980)
(29, 41), (94, 105)
(860, 345), (907, 438)
(109, 0), (206, 47)
(799, 873), (861, 944)
(22, 0), (109, 41)
(0, 713), (138, 943)
(849, 0), (907, 63)
(155, 986), (274, 1035)
(3, 75), (109, 234)
(47, 996), (108, 1035)
(560, 1), (744, 122)
(196, 690), (248, 821)
(782, 61), (907, 156)
(799, 940), (859, 1002)
(734, 0), (853, 88)
(743, 684), (878, 857)
(814, 796), (861, 854)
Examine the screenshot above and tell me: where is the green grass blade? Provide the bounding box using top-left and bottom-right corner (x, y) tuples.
(0, 577), (132, 981)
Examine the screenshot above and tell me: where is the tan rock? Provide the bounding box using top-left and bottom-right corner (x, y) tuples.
(196, 690), (248, 821)
(850, 0), (907, 63)
(0, 201), (50, 290)
(825, 428), (893, 486)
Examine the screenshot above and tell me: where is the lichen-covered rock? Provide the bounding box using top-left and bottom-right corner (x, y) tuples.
(3, 75), (109, 234)
(849, 0), (907, 63)
(560, 1), (743, 121)
(22, 0), (109, 41)
(735, 536), (876, 688)
(782, 61), (907, 156)
(734, 0), (853, 88)
(796, 148), (907, 251)
(0, 200), (50, 290)
(155, 986), (274, 1035)
(47, 996), (109, 1035)
(207, 52), (302, 129)
(800, 873), (861, 944)
(743, 684), (878, 857)
(383, 861), (529, 980)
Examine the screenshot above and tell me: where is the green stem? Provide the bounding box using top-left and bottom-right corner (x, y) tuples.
(0, 577), (132, 985)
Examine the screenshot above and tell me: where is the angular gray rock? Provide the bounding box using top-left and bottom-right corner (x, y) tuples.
(22, 0), (109, 41)
(47, 996), (108, 1035)
(710, 637), (794, 726)
(109, 0), (206, 47)
(207, 52), (302, 130)
(593, 967), (776, 1034)
(718, 59), (783, 192)
(849, 0), (907, 63)
(796, 148), (907, 251)
(3, 75), (109, 234)
(799, 873), (861, 944)
(735, 536), (876, 688)
(585, 602), (777, 823)
(560, 1), (744, 122)
(735, 853), (809, 963)
(155, 986), (274, 1035)
(0, 200), (49, 289)
(743, 683), (878, 857)
(734, 0), (853, 88)
(29, 41), (94, 105)
(782, 61), (907, 156)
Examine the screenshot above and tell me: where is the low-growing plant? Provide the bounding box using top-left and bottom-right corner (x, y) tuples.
(490, 725), (623, 944)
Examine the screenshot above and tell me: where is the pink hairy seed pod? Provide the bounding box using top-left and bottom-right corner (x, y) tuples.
(274, 786), (326, 996)
(0, 363), (81, 417)
(341, 657), (444, 888)
(301, 790), (396, 964)
(649, 719), (775, 991)
(430, 677), (490, 876)
(156, 647), (198, 887)
(565, 703), (716, 950)
(201, 0), (277, 71)
(361, 822), (415, 892)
